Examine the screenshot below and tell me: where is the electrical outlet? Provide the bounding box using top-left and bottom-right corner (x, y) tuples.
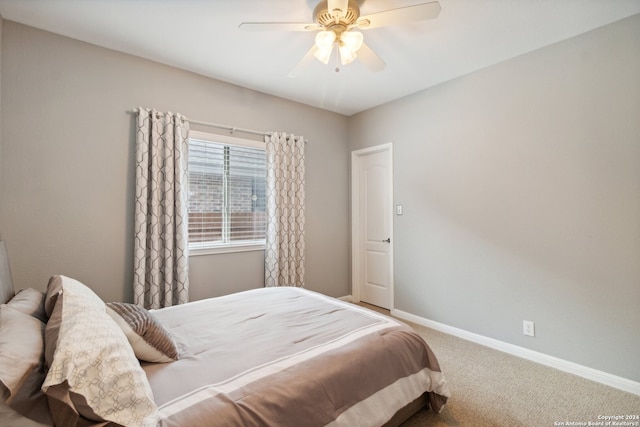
(523, 320), (535, 337)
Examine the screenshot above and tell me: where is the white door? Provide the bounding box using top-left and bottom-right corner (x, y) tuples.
(352, 144), (393, 309)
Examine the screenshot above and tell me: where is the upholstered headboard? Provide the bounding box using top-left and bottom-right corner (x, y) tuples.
(0, 241), (16, 304)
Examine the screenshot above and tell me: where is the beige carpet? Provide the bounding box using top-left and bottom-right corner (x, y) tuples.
(357, 303), (640, 427)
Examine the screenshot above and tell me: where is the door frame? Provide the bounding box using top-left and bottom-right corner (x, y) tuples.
(351, 143), (394, 308)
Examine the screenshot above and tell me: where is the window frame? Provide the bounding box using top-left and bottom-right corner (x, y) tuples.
(188, 130), (266, 256)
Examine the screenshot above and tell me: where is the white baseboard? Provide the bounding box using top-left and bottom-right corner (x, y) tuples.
(392, 308), (640, 396)
(338, 295), (355, 302)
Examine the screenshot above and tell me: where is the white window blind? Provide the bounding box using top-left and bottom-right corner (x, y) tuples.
(188, 134), (266, 253)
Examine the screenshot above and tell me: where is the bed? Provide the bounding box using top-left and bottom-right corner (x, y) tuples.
(0, 241), (449, 426)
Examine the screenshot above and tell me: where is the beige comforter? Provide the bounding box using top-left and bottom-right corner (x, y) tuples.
(144, 287), (449, 426)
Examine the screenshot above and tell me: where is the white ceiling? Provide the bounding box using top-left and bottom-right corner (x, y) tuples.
(1, 0), (639, 116)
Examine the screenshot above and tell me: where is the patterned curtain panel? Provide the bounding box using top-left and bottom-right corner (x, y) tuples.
(133, 108), (190, 309)
(264, 132), (306, 287)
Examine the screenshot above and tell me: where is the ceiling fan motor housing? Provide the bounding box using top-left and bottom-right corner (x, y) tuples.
(314, 0), (360, 32)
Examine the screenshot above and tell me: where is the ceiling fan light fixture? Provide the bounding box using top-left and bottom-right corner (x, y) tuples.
(314, 30), (336, 64)
(340, 30), (363, 52)
(338, 30), (363, 65)
(338, 44), (356, 65)
(314, 45), (334, 64)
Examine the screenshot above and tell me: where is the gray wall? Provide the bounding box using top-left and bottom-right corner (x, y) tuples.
(349, 14), (640, 382)
(0, 21), (350, 303)
(0, 14), (3, 236)
(2, 12), (639, 385)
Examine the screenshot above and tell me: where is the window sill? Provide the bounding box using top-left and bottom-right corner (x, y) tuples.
(189, 243), (265, 256)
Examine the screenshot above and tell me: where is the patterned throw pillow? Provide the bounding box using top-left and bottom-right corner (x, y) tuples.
(42, 275), (158, 427)
(106, 302), (180, 363)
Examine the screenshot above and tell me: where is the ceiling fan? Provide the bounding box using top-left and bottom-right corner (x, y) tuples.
(239, 0), (441, 77)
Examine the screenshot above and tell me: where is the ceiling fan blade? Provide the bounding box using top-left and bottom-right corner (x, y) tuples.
(357, 1), (441, 30)
(357, 42), (386, 72)
(288, 45), (319, 78)
(239, 22), (321, 32)
(328, 0), (349, 19)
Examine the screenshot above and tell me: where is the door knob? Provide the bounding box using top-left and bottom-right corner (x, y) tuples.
(383, 238), (391, 243)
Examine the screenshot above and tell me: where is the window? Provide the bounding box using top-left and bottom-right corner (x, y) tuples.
(188, 131), (266, 254)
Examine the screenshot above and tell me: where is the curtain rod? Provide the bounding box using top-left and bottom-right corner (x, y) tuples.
(127, 109), (308, 143)
(191, 119), (268, 137)
(127, 109), (267, 137)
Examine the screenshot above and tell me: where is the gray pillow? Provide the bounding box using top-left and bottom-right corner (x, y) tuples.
(0, 305), (45, 402)
(7, 288), (47, 322)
